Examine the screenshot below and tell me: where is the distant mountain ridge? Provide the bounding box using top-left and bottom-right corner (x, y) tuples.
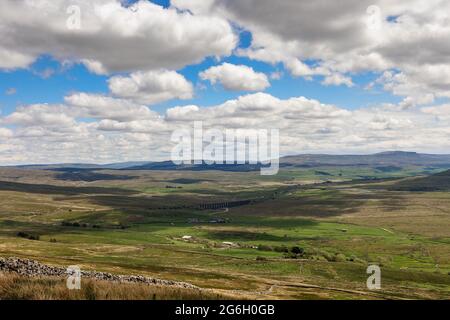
(280, 151), (450, 167)
(12, 161), (151, 170)
(4, 151), (450, 171)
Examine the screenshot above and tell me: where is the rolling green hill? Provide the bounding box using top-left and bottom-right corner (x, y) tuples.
(281, 151), (450, 168)
(389, 169), (450, 191)
(6, 151), (450, 173)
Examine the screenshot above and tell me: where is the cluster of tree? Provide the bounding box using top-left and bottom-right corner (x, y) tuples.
(17, 232), (40, 241)
(257, 244), (305, 258)
(61, 221), (101, 229)
(156, 199), (253, 211)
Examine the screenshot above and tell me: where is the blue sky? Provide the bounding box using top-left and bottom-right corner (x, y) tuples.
(0, 48), (402, 116)
(0, 0), (410, 117)
(0, 0), (403, 118)
(1, 0), (449, 164)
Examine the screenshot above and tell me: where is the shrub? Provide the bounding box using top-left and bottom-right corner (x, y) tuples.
(84, 282), (97, 301)
(257, 245), (274, 252)
(354, 257), (366, 264)
(334, 253), (347, 262)
(290, 246), (304, 255)
(62, 221), (84, 228)
(321, 251), (334, 262)
(274, 245), (289, 253)
(17, 232), (39, 241)
(256, 256), (268, 261)
(283, 252), (298, 259)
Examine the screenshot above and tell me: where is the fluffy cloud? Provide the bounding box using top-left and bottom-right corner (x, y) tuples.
(199, 63), (270, 91)
(1, 92), (450, 164)
(179, 0), (450, 100)
(165, 105), (201, 121)
(1, 1), (450, 164)
(422, 104), (450, 120)
(3, 0), (449, 101)
(97, 119), (169, 133)
(322, 74), (354, 87)
(112, 93), (450, 155)
(0, 0), (237, 73)
(108, 70), (194, 104)
(0, 48), (35, 70)
(171, 0), (216, 15)
(0, 128), (13, 139)
(64, 93), (158, 121)
(3, 104), (77, 128)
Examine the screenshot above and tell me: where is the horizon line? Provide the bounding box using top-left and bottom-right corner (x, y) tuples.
(3, 150), (450, 167)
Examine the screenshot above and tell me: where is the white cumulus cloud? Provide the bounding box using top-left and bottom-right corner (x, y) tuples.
(108, 70), (194, 105)
(200, 63), (270, 91)
(0, 0), (237, 73)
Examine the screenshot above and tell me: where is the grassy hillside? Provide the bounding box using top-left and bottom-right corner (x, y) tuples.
(0, 272), (228, 300)
(7, 151), (450, 173)
(389, 170), (450, 191)
(281, 151), (450, 167)
(1, 167), (450, 299)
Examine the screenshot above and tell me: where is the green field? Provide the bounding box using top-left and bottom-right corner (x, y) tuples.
(1, 166), (450, 299)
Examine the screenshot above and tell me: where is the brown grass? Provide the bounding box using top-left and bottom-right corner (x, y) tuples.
(0, 272), (228, 300)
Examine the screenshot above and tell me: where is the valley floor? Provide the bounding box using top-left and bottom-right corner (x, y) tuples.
(0, 167), (449, 299)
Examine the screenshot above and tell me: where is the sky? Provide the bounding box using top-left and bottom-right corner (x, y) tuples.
(0, 0), (449, 164)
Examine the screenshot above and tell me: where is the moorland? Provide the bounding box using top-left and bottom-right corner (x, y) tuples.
(1, 151), (450, 299)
